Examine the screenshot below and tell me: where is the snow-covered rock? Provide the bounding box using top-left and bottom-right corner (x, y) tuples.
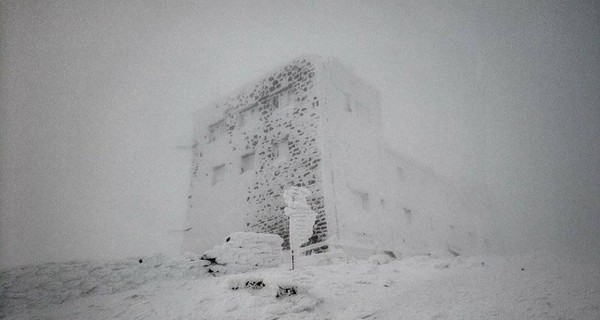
(201, 232), (283, 275)
(368, 253), (393, 265)
(227, 272), (308, 299)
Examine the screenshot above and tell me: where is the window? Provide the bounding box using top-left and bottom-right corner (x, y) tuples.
(403, 207), (412, 225)
(241, 152), (255, 174)
(272, 138), (289, 161)
(239, 104), (259, 127)
(344, 92), (353, 112)
(360, 192), (369, 210)
(275, 88), (294, 109)
(344, 92), (368, 120)
(212, 164), (225, 185)
(348, 186), (369, 211)
(208, 120), (226, 143)
(396, 166), (405, 182)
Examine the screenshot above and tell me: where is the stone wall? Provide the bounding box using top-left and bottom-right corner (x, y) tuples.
(183, 55), (492, 259)
(185, 57), (328, 252)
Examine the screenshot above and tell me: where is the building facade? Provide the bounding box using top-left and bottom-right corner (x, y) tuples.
(183, 56), (491, 258)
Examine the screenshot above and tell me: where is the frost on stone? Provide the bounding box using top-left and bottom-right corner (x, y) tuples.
(228, 275), (266, 290)
(227, 273), (307, 300)
(368, 253), (393, 265)
(201, 232), (283, 275)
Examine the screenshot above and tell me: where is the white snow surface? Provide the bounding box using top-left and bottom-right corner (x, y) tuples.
(3, 253), (599, 320)
(201, 232), (283, 275)
(0, 253), (207, 317)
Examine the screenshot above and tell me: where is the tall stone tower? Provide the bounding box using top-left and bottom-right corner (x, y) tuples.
(183, 56), (490, 258)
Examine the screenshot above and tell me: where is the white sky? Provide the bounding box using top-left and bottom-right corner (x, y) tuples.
(1, 0), (599, 269)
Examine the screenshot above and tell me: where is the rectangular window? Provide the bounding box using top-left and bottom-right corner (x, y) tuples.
(239, 104), (258, 127)
(275, 88), (294, 109)
(396, 166), (405, 182)
(241, 152), (255, 174)
(272, 138), (289, 161)
(208, 119), (226, 143)
(360, 192), (369, 210)
(344, 92), (353, 112)
(344, 92), (368, 120)
(212, 164), (225, 185)
(403, 207), (412, 225)
(348, 185), (369, 211)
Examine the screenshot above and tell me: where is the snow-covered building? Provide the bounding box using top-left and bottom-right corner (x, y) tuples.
(183, 56), (491, 258)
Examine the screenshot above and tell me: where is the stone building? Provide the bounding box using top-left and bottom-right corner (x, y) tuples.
(183, 56), (491, 258)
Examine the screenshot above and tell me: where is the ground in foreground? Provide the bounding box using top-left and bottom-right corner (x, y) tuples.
(7, 254), (599, 320)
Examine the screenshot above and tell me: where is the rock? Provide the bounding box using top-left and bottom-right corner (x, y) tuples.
(201, 232), (283, 275)
(368, 254), (392, 265)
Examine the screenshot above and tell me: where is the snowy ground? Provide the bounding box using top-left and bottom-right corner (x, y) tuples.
(3, 253), (599, 320)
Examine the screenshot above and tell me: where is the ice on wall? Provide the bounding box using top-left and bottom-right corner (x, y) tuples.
(185, 56), (495, 259)
(185, 57), (328, 254)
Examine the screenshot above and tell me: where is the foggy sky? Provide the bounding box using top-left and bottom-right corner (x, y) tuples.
(1, 0), (599, 269)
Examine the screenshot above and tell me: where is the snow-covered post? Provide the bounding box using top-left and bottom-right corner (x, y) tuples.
(283, 187), (316, 270)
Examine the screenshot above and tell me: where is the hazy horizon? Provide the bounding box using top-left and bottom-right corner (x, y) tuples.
(1, 0), (599, 269)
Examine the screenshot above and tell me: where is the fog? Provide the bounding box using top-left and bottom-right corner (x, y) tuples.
(1, 0), (598, 270)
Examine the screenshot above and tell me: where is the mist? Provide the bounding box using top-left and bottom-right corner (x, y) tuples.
(1, 0), (599, 270)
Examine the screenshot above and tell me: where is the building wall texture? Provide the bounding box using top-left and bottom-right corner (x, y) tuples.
(184, 57), (328, 252)
(183, 56), (491, 258)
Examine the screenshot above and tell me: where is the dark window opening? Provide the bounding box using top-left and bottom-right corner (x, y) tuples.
(396, 166), (405, 182)
(275, 88), (294, 110)
(241, 152), (255, 174)
(208, 119), (226, 142)
(272, 138), (289, 161)
(212, 164), (225, 185)
(403, 207), (412, 225)
(239, 104), (259, 127)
